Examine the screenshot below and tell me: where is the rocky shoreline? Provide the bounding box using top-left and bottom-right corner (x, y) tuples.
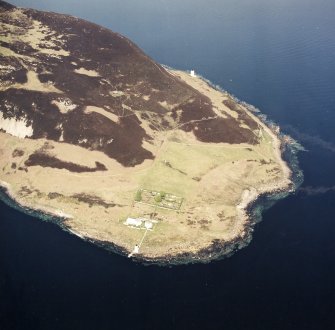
(96, 72), (303, 265)
(117, 144), (299, 266)
(0, 1), (302, 265)
(0, 137), (299, 266)
(0, 68), (302, 266)
(125, 166), (298, 265)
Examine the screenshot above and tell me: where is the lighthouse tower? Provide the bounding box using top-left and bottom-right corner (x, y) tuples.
(190, 70), (196, 77)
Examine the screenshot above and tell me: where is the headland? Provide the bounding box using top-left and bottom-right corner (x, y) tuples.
(0, 1), (298, 264)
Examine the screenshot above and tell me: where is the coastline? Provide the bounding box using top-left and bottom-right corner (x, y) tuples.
(128, 140), (300, 265)
(164, 69), (295, 245)
(127, 70), (301, 264)
(0, 179), (99, 244)
(0, 69), (301, 265)
(0, 179), (71, 220)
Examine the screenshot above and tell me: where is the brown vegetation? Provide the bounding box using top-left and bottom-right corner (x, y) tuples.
(1, 1), (257, 167)
(24, 152), (107, 172)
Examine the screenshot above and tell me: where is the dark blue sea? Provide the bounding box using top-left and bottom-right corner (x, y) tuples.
(1, 0), (335, 329)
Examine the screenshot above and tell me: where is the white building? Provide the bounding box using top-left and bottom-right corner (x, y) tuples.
(144, 220), (153, 230)
(190, 70), (196, 77)
(125, 217), (142, 227)
(133, 245), (139, 254)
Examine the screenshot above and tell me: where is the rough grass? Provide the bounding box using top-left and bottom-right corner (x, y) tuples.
(0, 114), (285, 259)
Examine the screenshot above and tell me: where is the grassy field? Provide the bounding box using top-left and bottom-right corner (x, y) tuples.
(0, 6), (292, 262)
(0, 115), (286, 259)
(0, 70), (289, 261)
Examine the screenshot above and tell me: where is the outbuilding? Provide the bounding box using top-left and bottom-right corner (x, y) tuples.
(144, 220), (153, 230)
(125, 217), (142, 227)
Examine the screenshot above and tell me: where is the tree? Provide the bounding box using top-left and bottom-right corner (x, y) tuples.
(135, 190), (142, 202)
(154, 194), (162, 203)
(159, 191), (166, 199)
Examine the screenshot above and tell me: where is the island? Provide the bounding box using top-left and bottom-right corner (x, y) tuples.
(0, 1), (295, 264)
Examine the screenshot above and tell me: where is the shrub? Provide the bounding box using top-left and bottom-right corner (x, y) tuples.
(154, 194), (162, 203)
(135, 190), (142, 202)
(159, 191), (166, 199)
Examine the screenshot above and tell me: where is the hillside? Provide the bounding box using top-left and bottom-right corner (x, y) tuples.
(0, 0), (257, 166)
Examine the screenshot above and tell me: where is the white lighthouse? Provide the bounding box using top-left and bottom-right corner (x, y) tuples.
(190, 70), (196, 77)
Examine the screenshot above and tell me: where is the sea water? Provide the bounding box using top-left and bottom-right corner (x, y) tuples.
(1, 0), (335, 329)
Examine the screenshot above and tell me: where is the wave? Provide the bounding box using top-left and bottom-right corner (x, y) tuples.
(283, 125), (335, 153)
(299, 185), (335, 196)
